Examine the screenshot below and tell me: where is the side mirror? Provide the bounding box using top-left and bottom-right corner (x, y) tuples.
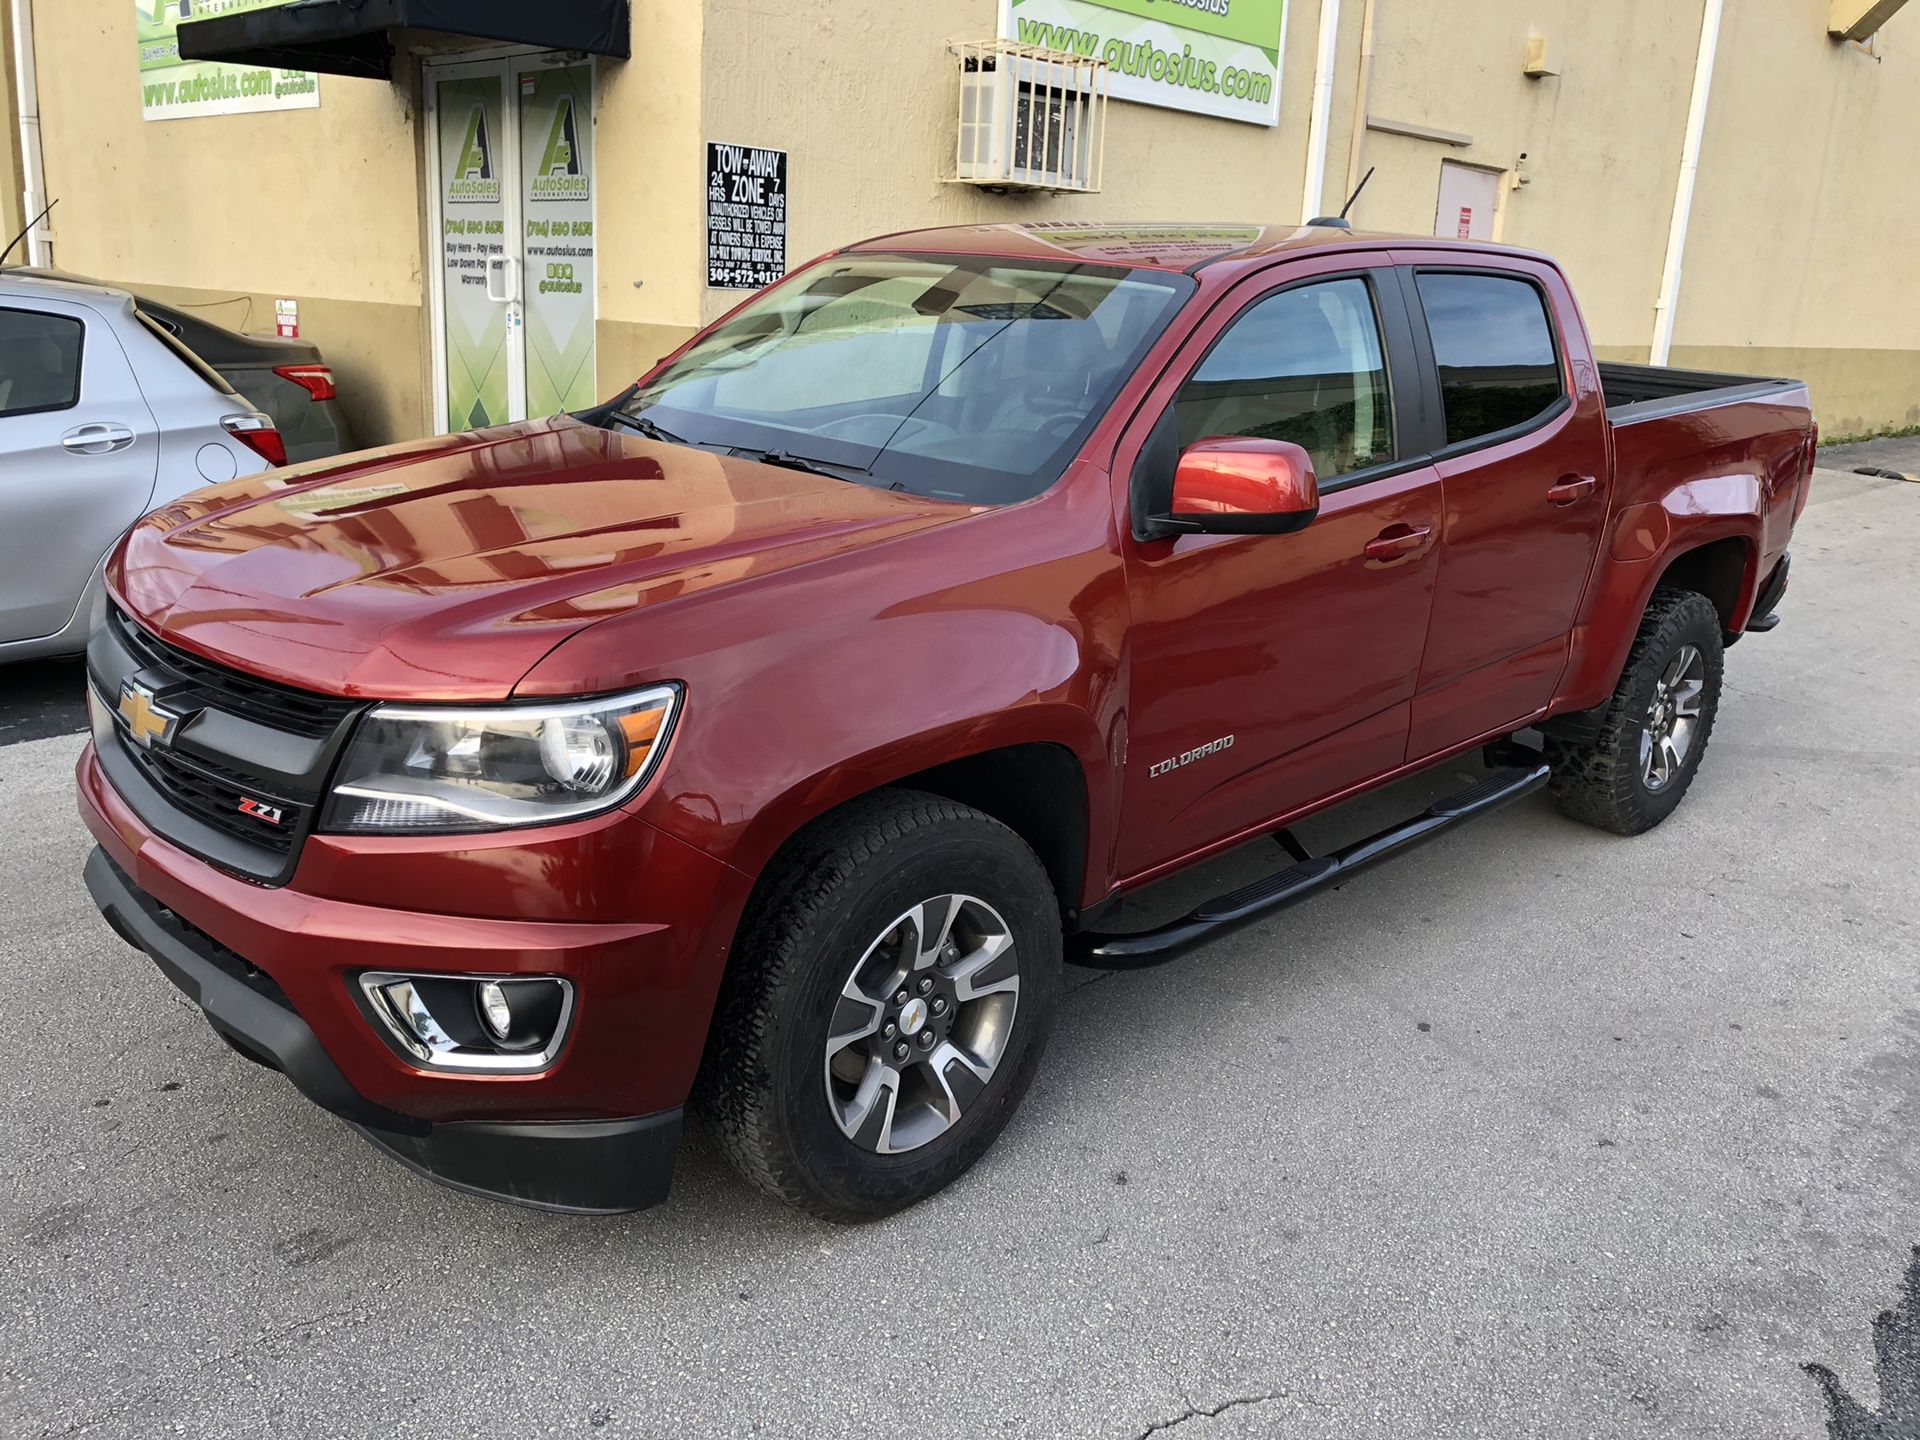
(1158, 437), (1320, 537)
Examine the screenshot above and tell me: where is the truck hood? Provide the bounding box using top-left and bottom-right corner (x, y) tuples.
(115, 415), (978, 699)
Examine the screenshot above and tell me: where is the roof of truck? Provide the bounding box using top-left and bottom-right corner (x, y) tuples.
(844, 222), (1552, 277)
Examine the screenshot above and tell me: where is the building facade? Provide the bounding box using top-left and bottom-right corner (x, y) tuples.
(6, 0), (1915, 446)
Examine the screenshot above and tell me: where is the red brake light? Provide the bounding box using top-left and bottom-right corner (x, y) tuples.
(222, 413), (288, 467)
(272, 364), (337, 402)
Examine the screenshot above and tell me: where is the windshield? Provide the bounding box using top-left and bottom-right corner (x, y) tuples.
(616, 253), (1191, 504)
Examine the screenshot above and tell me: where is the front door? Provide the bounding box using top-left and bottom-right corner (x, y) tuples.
(428, 54), (599, 434)
(1114, 259), (1444, 882)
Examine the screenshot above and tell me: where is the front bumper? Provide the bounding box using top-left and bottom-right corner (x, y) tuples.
(86, 847), (682, 1213)
(76, 742), (752, 1214)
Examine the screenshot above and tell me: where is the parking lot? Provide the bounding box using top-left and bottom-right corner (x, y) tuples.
(1, 467), (1915, 1438)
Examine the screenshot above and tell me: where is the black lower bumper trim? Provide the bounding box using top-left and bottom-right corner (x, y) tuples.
(83, 846), (682, 1214)
(85, 846), (425, 1136)
(356, 1111), (683, 1215)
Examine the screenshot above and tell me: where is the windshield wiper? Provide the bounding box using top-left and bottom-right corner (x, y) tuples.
(734, 447), (869, 480)
(614, 412), (691, 445)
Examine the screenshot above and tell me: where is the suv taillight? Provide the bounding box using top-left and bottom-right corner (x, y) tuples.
(222, 413), (288, 467)
(273, 363), (337, 402)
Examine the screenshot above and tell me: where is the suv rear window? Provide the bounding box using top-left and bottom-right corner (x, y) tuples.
(1415, 272), (1562, 447)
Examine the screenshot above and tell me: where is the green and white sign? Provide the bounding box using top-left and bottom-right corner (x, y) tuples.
(520, 66), (598, 419)
(430, 58), (599, 435)
(136, 1), (320, 123)
(1000, 0), (1287, 127)
(435, 74), (510, 432)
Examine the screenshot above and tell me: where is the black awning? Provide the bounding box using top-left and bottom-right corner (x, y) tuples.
(176, 0), (631, 81)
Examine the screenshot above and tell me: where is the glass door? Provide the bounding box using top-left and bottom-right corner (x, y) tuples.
(427, 54), (598, 434)
(514, 58), (598, 419)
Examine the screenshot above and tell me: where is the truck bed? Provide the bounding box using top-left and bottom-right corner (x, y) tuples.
(1600, 362), (1805, 428)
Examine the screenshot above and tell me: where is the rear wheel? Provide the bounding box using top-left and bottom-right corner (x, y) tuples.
(695, 790), (1061, 1221)
(1546, 588), (1725, 835)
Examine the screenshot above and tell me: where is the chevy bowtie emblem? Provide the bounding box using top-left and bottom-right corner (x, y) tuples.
(117, 680), (179, 750)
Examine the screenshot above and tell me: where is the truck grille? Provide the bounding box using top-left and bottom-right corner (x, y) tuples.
(94, 607), (364, 884)
(125, 745), (305, 857)
(110, 607), (358, 738)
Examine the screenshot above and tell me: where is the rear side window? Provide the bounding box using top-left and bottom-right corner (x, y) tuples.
(134, 308), (238, 398)
(1415, 272), (1562, 447)
(0, 306), (83, 417)
(1175, 276), (1394, 480)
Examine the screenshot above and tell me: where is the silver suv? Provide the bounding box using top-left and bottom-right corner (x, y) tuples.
(0, 272), (283, 663)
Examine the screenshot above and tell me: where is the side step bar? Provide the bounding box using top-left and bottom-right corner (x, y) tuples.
(1069, 763), (1551, 970)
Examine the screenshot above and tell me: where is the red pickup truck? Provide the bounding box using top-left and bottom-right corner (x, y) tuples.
(78, 223), (1813, 1219)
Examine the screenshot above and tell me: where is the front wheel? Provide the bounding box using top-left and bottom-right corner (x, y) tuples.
(1546, 588), (1725, 835)
(695, 791), (1061, 1221)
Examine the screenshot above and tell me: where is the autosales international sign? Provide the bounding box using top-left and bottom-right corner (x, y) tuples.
(136, 0), (320, 122)
(999, 0), (1287, 127)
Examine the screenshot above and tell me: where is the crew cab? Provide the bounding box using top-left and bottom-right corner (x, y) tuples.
(77, 224), (1814, 1219)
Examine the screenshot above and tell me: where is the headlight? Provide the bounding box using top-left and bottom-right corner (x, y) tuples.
(320, 684), (680, 834)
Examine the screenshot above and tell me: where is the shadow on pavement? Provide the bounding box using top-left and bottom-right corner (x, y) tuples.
(1, 657), (89, 747)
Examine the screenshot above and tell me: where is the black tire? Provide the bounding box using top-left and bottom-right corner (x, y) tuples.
(694, 789), (1062, 1221)
(1546, 588), (1725, 836)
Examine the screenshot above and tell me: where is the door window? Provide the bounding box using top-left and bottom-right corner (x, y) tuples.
(1415, 272), (1562, 446)
(1175, 277), (1393, 481)
(0, 307), (83, 417)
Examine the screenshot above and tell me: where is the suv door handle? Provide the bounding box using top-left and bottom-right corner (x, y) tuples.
(1547, 474), (1598, 506)
(1363, 523), (1432, 562)
(62, 422), (136, 455)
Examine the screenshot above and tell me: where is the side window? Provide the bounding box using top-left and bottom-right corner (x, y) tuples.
(0, 306), (83, 418)
(1175, 277), (1393, 481)
(1414, 272), (1563, 447)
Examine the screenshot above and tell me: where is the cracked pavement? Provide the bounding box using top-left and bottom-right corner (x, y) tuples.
(3, 470), (1918, 1437)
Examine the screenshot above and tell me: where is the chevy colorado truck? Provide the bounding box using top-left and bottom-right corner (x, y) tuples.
(77, 223), (1813, 1219)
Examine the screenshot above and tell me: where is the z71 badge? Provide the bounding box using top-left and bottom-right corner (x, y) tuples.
(237, 797), (287, 827)
(1148, 734), (1235, 778)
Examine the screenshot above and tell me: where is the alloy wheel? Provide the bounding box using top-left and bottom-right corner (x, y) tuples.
(823, 895), (1020, 1155)
(1640, 643), (1706, 791)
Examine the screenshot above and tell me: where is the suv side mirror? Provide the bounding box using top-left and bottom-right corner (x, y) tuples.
(1153, 437), (1320, 537)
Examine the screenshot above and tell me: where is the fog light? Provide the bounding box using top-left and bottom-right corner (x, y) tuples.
(357, 973), (574, 1073)
(478, 981), (513, 1039)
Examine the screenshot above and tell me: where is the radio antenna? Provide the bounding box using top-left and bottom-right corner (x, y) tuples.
(1338, 167), (1376, 220)
(0, 198), (57, 269)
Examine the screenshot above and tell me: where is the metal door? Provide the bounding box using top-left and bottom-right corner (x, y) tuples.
(1434, 161), (1502, 242)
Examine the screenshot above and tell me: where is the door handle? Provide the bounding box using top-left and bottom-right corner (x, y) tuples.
(61, 422), (136, 455)
(485, 253), (514, 303)
(1363, 523), (1432, 562)
(1547, 474), (1598, 506)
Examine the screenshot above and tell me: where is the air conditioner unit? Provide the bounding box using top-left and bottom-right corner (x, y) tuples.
(951, 39), (1108, 194)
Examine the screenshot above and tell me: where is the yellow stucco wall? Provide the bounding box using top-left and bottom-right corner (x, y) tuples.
(1336, 0), (1920, 432)
(695, 0), (1327, 326)
(30, 0), (429, 439)
(13, 0), (1918, 442)
(0, 8), (25, 243)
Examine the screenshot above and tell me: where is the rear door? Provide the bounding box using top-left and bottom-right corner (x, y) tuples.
(0, 297), (159, 643)
(1114, 255), (1445, 881)
(1399, 258), (1611, 757)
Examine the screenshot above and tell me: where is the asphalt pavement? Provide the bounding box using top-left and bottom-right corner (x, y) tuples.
(2, 468), (1917, 1438)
